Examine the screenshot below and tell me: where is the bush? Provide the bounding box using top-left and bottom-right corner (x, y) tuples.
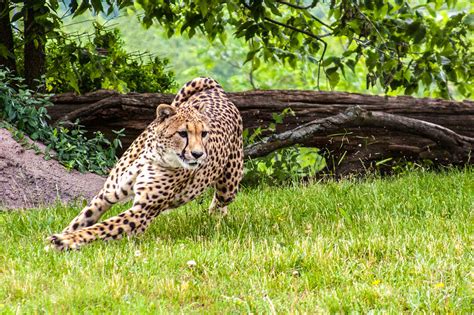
(0, 68), (122, 175)
(242, 108), (326, 185)
(243, 146), (326, 186)
(46, 23), (176, 94)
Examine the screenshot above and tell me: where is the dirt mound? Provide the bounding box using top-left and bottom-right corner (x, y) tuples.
(0, 128), (105, 209)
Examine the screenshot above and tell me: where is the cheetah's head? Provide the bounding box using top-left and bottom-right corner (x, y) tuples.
(153, 104), (210, 170)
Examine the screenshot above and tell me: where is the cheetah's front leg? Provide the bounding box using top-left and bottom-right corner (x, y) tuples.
(61, 163), (139, 234)
(61, 190), (116, 234)
(48, 164), (168, 250)
(48, 200), (165, 250)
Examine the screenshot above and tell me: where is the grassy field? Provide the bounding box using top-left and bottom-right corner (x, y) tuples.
(0, 170), (472, 313)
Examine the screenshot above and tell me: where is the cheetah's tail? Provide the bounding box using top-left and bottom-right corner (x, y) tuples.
(171, 77), (224, 107)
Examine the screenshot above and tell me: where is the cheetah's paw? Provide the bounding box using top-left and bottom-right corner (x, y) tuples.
(47, 233), (81, 251)
(208, 206), (228, 216)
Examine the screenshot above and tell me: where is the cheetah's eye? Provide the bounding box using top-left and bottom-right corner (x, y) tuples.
(201, 131), (208, 138)
(178, 131), (188, 138)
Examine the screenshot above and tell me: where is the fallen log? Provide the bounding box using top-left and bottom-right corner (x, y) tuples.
(48, 90), (474, 176)
(245, 106), (474, 175)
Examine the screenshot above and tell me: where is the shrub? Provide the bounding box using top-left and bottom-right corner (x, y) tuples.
(0, 68), (122, 175)
(242, 108), (326, 185)
(46, 23), (176, 94)
(243, 146), (327, 186)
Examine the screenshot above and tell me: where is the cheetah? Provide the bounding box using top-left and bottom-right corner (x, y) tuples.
(48, 77), (244, 250)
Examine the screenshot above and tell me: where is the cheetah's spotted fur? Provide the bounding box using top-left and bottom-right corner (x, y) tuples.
(48, 77), (243, 250)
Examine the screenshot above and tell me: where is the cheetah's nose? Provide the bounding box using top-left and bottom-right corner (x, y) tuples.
(191, 151), (204, 159)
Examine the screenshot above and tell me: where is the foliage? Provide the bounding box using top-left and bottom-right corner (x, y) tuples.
(65, 0), (473, 99)
(61, 11), (380, 95)
(2, 1), (472, 97)
(243, 108), (294, 145)
(0, 170), (472, 312)
(244, 146), (326, 186)
(46, 23), (176, 93)
(243, 108), (326, 185)
(0, 0), (65, 88)
(0, 68), (122, 175)
(63, 8), (472, 99)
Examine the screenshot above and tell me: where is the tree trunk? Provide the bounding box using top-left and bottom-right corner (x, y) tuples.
(23, 0), (46, 90)
(48, 90), (474, 176)
(0, 0), (16, 73)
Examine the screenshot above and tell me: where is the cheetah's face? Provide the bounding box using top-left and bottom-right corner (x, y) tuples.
(154, 104), (210, 169)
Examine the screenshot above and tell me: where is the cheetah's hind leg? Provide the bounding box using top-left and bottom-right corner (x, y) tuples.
(208, 193), (228, 216)
(209, 143), (244, 216)
(208, 164), (243, 216)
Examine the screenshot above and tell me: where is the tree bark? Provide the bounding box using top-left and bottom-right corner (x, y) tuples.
(48, 90), (474, 176)
(0, 0), (16, 73)
(23, 0), (46, 90)
(244, 106), (474, 175)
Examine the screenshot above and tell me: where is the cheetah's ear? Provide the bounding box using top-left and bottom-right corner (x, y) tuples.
(156, 104), (176, 122)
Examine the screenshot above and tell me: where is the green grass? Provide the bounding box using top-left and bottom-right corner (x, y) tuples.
(0, 170), (473, 313)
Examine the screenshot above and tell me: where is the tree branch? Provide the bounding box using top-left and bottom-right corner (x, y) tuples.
(276, 0), (333, 30)
(241, 2), (331, 90)
(244, 106), (474, 160)
(276, 0), (313, 10)
(263, 15), (325, 41)
(261, 16), (329, 90)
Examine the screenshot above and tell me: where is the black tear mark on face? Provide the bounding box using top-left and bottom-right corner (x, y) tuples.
(181, 131), (189, 159)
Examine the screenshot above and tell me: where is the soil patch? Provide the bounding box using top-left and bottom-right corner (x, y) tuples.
(0, 128), (105, 209)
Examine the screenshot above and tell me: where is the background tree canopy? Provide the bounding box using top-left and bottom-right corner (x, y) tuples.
(0, 0), (472, 98)
(131, 0), (473, 99)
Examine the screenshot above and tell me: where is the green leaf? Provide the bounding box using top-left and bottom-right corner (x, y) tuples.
(326, 67), (340, 89)
(440, 56), (450, 65)
(413, 26), (426, 44)
(342, 49), (355, 57)
(403, 69), (412, 82)
(346, 59), (356, 72)
(323, 57), (340, 67)
(91, 0), (104, 13)
(245, 49), (260, 64)
(252, 57), (261, 70)
(264, 0), (281, 16)
(272, 112), (283, 124)
(366, 51), (378, 70)
(72, 1), (91, 17)
(463, 13), (474, 28)
(199, 0), (208, 16)
(11, 11), (23, 23)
